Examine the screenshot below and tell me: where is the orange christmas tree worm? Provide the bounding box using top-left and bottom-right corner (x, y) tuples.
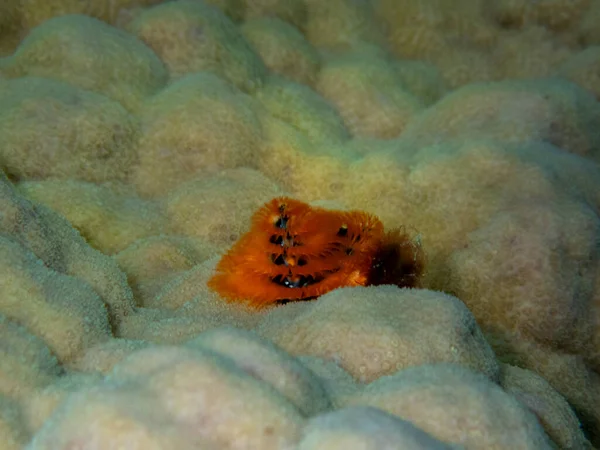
(208, 197), (425, 308)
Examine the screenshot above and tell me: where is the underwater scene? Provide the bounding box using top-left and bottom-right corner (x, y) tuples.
(0, 0), (599, 448)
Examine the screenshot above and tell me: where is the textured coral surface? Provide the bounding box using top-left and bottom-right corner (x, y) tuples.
(0, 0), (599, 448)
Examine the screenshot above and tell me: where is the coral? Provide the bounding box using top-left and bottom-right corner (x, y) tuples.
(297, 356), (359, 406)
(126, 0), (267, 92)
(3, 14), (167, 112)
(69, 339), (150, 374)
(298, 407), (454, 450)
(0, 0), (599, 446)
(0, 171), (134, 335)
(434, 47), (497, 88)
(0, 236), (111, 363)
(323, 139), (600, 443)
(0, 395), (28, 450)
(18, 180), (166, 255)
(370, 0), (591, 86)
(146, 258), (240, 312)
(490, 0), (591, 31)
(257, 286), (499, 383)
(499, 363), (592, 449)
(20, 372), (103, 436)
(28, 346), (306, 449)
(241, 17), (321, 87)
(206, 0), (308, 30)
(162, 168), (283, 251)
(208, 197), (424, 307)
(557, 46), (600, 100)
(449, 201), (598, 351)
(578, 0), (600, 45)
(391, 59), (449, 106)
(341, 363), (555, 449)
(0, 1), (19, 36)
(303, 0), (386, 50)
(491, 26), (573, 80)
(0, 77), (139, 183)
(114, 235), (219, 305)
(316, 50), (425, 139)
(254, 76), (350, 145)
(239, 0), (307, 31)
(256, 115), (353, 201)
(202, 0), (246, 22)
(21, 332), (544, 449)
(0, 1), (20, 56)
(185, 326), (331, 416)
(448, 198), (600, 441)
(402, 78), (600, 160)
(17, 0), (164, 31)
(0, 315), (60, 402)
(130, 73), (264, 197)
(116, 306), (230, 344)
(489, 330), (600, 445)
(374, 0), (497, 61)
(342, 139), (600, 443)
(115, 260), (262, 342)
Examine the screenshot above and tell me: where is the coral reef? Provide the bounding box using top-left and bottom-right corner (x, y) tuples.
(0, 0), (599, 448)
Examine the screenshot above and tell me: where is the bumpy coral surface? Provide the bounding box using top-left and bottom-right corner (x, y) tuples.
(0, 0), (599, 448)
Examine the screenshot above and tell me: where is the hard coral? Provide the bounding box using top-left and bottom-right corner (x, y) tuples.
(5, 14), (168, 112)
(208, 197), (424, 307)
